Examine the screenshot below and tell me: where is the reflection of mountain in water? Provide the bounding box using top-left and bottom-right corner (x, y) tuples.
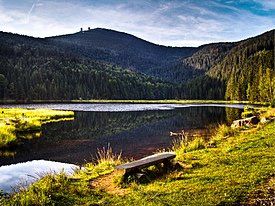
(0, 106), (242, 166)
(41, 110), (174, 141)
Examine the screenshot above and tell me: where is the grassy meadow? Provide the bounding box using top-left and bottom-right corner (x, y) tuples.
(1, 108), (274, 205)
(0, 108), (74, 148)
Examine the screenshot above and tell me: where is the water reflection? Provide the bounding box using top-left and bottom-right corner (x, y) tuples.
(0, 160), (78, 193)
(225, 107), (243, 123)
(0, 105), (243, 166)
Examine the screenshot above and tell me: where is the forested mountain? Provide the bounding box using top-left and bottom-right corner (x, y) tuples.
(155, 42), (236, 83)
(207, 30), (274, 102)
(181, 43), (235, 71)
(0, 28), (274, 102)
(0, 31), (178, 100)
(47, 28), (197, 76)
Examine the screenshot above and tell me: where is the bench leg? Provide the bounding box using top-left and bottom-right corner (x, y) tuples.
(163, 159), (173, 172)
(123, 169), (140, 182)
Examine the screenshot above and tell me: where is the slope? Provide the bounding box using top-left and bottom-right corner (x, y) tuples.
(46, 28), (197, 76)
(207, 29), (275, 102)
(0, 31), (177, 100)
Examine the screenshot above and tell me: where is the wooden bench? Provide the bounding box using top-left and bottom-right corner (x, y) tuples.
(116, 152), (176, 177)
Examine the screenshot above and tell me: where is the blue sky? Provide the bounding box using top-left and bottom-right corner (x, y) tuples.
(0, 0), (274, 46)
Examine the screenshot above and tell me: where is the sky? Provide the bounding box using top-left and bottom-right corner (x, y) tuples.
(0, 0), (274, 46)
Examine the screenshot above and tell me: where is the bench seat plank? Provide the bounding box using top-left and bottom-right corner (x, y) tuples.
(116, 152), (176, 171)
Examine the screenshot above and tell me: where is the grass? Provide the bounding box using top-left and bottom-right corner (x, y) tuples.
(0, 123), (16, 148)
(0, 108), (74, 148)
(1, 147), (122, 206)
(1, 108), (275, 205)
(173, 137), (206, 157)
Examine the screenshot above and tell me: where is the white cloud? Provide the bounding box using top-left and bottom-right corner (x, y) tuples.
(0, 12), (13, 23)
(0, 0), (274, 46)
(254, 0), (275, 10)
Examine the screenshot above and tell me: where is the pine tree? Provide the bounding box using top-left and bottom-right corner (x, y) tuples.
(258, 65), (266, 101)
(246, 83), (252, 102)
(265, 68), (272, 102)
(225, 74), (234, 100)
(0, 74), (8, 99)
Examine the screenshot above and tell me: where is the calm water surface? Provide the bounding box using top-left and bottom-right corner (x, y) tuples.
(0, 103), (244, 166)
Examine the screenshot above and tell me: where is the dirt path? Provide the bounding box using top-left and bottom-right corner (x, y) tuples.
(90, 170), (129, 196)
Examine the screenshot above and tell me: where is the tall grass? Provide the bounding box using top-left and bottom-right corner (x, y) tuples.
(96, 144), (122, 165)
(173, 124), (236, 155)
(215, 124), (235, 139)
(3, 146), (122, 206)
(3, 172), (92, 206)
(173, 136), (206, 156)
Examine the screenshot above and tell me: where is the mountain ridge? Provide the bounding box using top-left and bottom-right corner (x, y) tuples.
(0, 28), (274, 101)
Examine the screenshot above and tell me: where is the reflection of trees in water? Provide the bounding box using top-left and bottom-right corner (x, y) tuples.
(42, 111), (175, 141)
(175, 107), (226, 128)
(225, 107), (243, 124)
(0, 106), (243, 165)
(41, 106), (238, 142)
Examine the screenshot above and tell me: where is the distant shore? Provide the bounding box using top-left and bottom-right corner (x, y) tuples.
(0, 99), (270, 106)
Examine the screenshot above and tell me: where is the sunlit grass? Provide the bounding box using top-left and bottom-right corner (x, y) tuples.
(1, 147), (122, 205)
(173, 137), (206, 157)
(0, 108), (74, 148)
(0, 123), (16, 148)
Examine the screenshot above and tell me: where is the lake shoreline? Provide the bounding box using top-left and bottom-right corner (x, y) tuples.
(1, 108), (274, 205)
(0, 99), (269, 106)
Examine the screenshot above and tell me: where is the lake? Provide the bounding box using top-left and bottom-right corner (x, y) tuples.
(0, 103), (244, 167)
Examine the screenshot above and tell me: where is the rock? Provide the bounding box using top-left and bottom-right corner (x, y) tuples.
(231, 116), (260, 128)
(260, 117), (271, 124)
